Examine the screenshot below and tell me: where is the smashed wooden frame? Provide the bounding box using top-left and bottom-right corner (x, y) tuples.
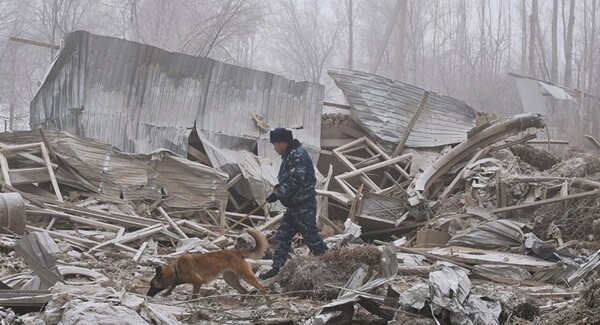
(333, 137), (413, 198)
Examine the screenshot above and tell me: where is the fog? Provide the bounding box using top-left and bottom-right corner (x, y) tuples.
(0, 0), (597, 131)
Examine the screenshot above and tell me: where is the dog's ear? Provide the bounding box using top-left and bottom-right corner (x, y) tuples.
(155, 266), (162, 276)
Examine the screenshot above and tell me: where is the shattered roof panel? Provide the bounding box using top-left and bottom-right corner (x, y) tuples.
(328, 69), (477, 153)
(30, 31), (323, 163)
(0, 130), (229, 209)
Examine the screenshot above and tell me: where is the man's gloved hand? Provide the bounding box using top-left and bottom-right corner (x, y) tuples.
(266, 193), (278, 203)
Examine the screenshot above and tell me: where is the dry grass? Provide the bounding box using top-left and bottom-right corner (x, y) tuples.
(540, 280), (600, 325)
(547, 154), (600, 178)
(278, 246), (382, 300)
(534, 193), (600, 241)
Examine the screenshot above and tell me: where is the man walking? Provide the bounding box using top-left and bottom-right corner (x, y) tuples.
(259, 127), (328, 280)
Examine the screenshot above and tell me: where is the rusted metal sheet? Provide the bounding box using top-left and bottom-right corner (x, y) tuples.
(328, 69), (477, 153)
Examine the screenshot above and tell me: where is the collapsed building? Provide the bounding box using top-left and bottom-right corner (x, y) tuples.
(0, 31), (599, 324)
(30, 30), (324, 208)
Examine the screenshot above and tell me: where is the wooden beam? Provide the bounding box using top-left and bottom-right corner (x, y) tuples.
(10, 36), (60, 49)
(187, 145), (211, 165)
(158, 207), (188, 239)
(321, 139), (355, 148)
(490, 134), (536, 151)
(526, 139), (569, 145)
(0, 142), (57, 168)
(585, 135), (600, 151)
(492, 190), (599, 214)
(506, 176), (600, 189)
(340, 125), (366, 139)
(38, 129), (57, 161)
(393, 91), (430, 157)
(323, 101), (351, 110)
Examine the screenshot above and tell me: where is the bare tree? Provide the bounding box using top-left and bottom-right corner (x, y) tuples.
(130, 0), (264, 59)
(22, 0), (96, 57)
(348, 0), (353, 70)
(551, 0), (559, 82)
(564, 0), (575, 86)
(521, 0), (528, 73)
(588, 0), (598, 91)
(269, 0), (345, 84)
(529, 0), (538, 77)
(394, 0), (408, 81)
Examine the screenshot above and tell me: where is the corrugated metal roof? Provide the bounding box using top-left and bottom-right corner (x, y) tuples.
(0, 130), (229, 209)
(30, 31), (324, 201)
(328, 69), (477, 153)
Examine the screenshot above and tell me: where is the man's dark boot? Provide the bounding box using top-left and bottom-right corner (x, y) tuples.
(259, 267), (280, 280)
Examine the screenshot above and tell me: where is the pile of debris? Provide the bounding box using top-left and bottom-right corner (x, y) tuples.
(1, 110), (599, 324)
(2, 31), (600, 324)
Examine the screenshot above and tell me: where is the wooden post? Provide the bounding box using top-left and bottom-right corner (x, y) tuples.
(10, 36), (60, 49)
(158, 207), (188, 239)
(393, 91), (430, 157)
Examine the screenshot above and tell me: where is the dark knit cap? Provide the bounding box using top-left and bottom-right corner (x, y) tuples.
(270, 127), (293, 144)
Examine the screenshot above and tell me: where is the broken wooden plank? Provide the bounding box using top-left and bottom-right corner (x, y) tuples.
(397, 246), (549, 286)
(0, 153), (11, 186)
(492, 190), (599, 214)
(321, 139), (355, 148)
(26, 206), (124, 232)
(490, 133), (536, 151)
(393, 91), (429, 157)
(323, 101), (351, 110)
(335, 153), (412, 196)
(25, 226), (99, 249)
(181, 220), (219, 238)
(0, 141), (57, 169)
(38, 129), (57, 162)
(585, 135), (600, 151)
(158, 207), (188, 239)
(256, 212), (285, 231)
(187, 145), (211, 165)
(341, 125), (367, 139)
(506, 176), (600, 189)
(88, 225), (163, 252)
(133, 239), (149, 262)
(526, 139), (569, 145)
(39, 142), (62, 202)
(414, 246), (555, 271)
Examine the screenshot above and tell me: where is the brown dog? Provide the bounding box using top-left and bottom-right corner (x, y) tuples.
(147, 229), (270, 303)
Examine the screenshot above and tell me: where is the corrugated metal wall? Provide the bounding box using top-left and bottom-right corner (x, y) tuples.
(328, 69), (477, 154)
(30, 31), (324, 166)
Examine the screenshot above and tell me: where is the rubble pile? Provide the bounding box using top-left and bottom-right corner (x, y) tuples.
(2, 33), (600, 323)
(1, 111), (599, 324)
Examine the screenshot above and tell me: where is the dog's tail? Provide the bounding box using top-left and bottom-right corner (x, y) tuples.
(240, 229), (268, 259)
